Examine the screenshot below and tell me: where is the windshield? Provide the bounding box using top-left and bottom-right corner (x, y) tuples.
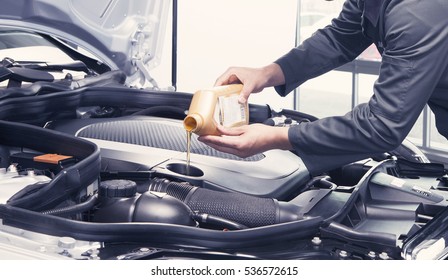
(0, 29), (54, 50)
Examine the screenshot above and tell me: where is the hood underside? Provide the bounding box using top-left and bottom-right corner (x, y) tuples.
(0, 0), (171, 86)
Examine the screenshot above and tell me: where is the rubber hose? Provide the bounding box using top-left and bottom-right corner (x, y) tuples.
(41, 195), (98, 217)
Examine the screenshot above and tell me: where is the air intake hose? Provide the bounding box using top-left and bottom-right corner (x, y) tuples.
(149, 178), (303, 228)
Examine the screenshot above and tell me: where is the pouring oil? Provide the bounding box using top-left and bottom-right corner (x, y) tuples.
(183, 84), (248, 136)
(186, 130), (192, 175)
(183, 84), (248, 173)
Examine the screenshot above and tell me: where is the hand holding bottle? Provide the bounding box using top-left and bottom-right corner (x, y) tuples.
(214, 63), (286, 103)
(198, 124), (292, 158)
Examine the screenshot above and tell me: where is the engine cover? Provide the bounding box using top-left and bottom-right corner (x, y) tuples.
(47, 116), (310, 199)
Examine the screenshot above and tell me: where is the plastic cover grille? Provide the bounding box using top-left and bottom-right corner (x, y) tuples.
(77, 120), (264, 161)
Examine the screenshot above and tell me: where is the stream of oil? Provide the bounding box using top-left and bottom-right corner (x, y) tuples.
(186, 130), (192, 176)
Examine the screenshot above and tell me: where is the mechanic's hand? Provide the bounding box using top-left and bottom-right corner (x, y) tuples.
(214, 63), (286, 104)
(198, 124), (292, 158)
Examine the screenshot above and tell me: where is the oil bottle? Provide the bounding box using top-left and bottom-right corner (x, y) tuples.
(183, 84), (249, 136)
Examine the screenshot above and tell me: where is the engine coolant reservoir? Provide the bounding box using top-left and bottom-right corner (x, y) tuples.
(183, 84), (249, 136)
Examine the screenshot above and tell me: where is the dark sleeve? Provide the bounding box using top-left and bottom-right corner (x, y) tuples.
(286, 0), (448, 175)
(274, 0), (372, 96)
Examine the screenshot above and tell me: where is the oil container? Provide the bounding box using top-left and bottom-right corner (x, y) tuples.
(183, 84), (248, 136)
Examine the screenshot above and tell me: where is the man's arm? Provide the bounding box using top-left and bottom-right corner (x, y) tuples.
(288, 0), (448, 175)
(275, 0), (372, 96)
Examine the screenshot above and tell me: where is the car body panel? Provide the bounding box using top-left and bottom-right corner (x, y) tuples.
(0, 0), (171, 87)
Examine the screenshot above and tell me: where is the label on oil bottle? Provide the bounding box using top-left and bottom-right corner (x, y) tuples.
(213, 95), (247, 127)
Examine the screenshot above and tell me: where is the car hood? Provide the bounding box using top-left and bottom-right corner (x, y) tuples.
(0, 0), (171, 86)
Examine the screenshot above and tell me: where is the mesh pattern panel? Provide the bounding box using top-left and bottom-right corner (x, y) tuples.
(186, 188), (277, 228)
(164, 182), (195, 201)
(77, 120), (263, 161)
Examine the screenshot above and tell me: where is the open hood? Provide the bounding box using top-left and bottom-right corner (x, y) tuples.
(0, 0), (171, 87)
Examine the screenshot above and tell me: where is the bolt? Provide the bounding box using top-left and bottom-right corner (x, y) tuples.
(368, 251), (376, 258)
(339, 250), (348, 258)
(311, 237), (322, 246)
(139, 247), (150, 253)
(379, 252), (389, 260)
(58, 237), (76, 257)
(58, 237), (76, 250)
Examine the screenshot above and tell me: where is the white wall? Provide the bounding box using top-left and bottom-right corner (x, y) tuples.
(150, 0), (368, 115)
(152, 0), (298, 111)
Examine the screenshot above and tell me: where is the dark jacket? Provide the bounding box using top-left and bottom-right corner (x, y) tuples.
(274, 0), (448, 175)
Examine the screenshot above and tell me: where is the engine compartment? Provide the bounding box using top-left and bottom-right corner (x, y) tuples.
(1, 112), (448, 260)
(0, 64), (447, 259)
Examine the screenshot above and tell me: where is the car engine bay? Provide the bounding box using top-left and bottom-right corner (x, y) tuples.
(0, 51), (448, 260)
